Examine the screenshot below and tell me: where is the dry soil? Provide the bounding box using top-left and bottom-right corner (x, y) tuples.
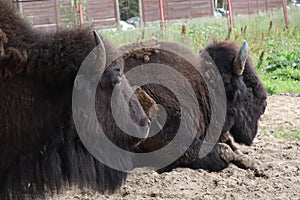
(51, 94), (300, 200)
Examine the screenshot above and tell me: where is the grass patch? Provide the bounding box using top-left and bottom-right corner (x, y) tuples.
(259, 72), (300, 94)
(274, 130), (300, 139)
(100, 7), (300, 94)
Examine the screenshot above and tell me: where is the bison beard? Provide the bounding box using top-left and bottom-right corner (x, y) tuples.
(0, 0), (150, 199)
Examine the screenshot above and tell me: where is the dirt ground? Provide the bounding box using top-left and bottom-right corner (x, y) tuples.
(52, 94), (300, 200)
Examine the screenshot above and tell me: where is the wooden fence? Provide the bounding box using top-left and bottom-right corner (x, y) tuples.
(230, 0), (283, 14)
(141, 0), (214, 22)
(141, 0), (284, 22)
(15, 0), (118, 30)
(14, 0), (285, 30)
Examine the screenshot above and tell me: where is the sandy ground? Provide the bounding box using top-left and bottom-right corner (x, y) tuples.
(51, 94), (300, 200)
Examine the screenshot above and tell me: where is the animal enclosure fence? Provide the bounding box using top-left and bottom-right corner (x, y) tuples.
(14, 0), (118, 30)
(230, 0), (283, 14)
(13, 0), (285, 30)
(141, 0), (284, 22)
(141, 0), (214, 22)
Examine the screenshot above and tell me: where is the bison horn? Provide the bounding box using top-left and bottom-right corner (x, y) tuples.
(92, 30), (106, 74)
(233, 40), (249, 75)
(93, 30), (102, 46)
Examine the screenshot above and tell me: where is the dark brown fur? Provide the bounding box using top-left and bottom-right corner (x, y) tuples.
(0, 0), (149, 199)
(204, 41), (267, 145)
(123, 40), (267, 172)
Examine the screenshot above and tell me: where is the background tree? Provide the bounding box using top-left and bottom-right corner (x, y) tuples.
(119, 0), (139, 21)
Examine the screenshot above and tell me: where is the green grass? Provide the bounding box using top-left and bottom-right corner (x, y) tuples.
(100, 7), (300, 94)
(274, 130), (300, 139)
(260, 78), (300, 94)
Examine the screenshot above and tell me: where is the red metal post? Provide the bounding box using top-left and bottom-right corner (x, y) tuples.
(227, 0), (234, 32)
(114, 0), (120, 27)
(79, 0), (84, 27)
(282, 0), (289, 28)
(158, 0), (165, 28)
(210, 0), (214, 16)
(138, 0), (144, 26)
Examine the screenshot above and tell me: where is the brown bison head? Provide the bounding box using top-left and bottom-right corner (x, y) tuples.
(93, 32), (151, 150)
(203, 40), (267, 145)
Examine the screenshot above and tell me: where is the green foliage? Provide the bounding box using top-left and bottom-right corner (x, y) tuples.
(119, 0), (139, 21)
(265, 51), (299, 72)
(101, 7), (300, 94)
(60, 0), (87, 28)
(259, 76), (300, 94)
(257, 28), (300, 83)
(265, 83), (277, 95)
(275, 130), (300, 139)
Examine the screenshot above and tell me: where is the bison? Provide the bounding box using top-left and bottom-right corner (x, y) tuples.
(0, 0), (151, 199)
(121, 39), (267, 173)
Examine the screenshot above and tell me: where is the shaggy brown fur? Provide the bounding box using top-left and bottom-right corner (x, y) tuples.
(204, 40), (267, 145)
(0, 0), (150, 199)
(123, 40), (267, 172)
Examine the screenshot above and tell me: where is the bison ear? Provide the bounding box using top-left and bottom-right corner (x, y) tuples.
(93, 30), (102, 46)
(233, 40), (249, 75)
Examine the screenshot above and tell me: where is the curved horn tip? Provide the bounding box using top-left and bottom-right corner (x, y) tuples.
(241, 39), (249, 50)
(239, 39), (249, 59)
(93, 30), (102, 46)
(233, 40), (249, 76)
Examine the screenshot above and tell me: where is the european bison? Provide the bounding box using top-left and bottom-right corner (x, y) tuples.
(0, 0), (150, 199)
(121, 39), (267, 172)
